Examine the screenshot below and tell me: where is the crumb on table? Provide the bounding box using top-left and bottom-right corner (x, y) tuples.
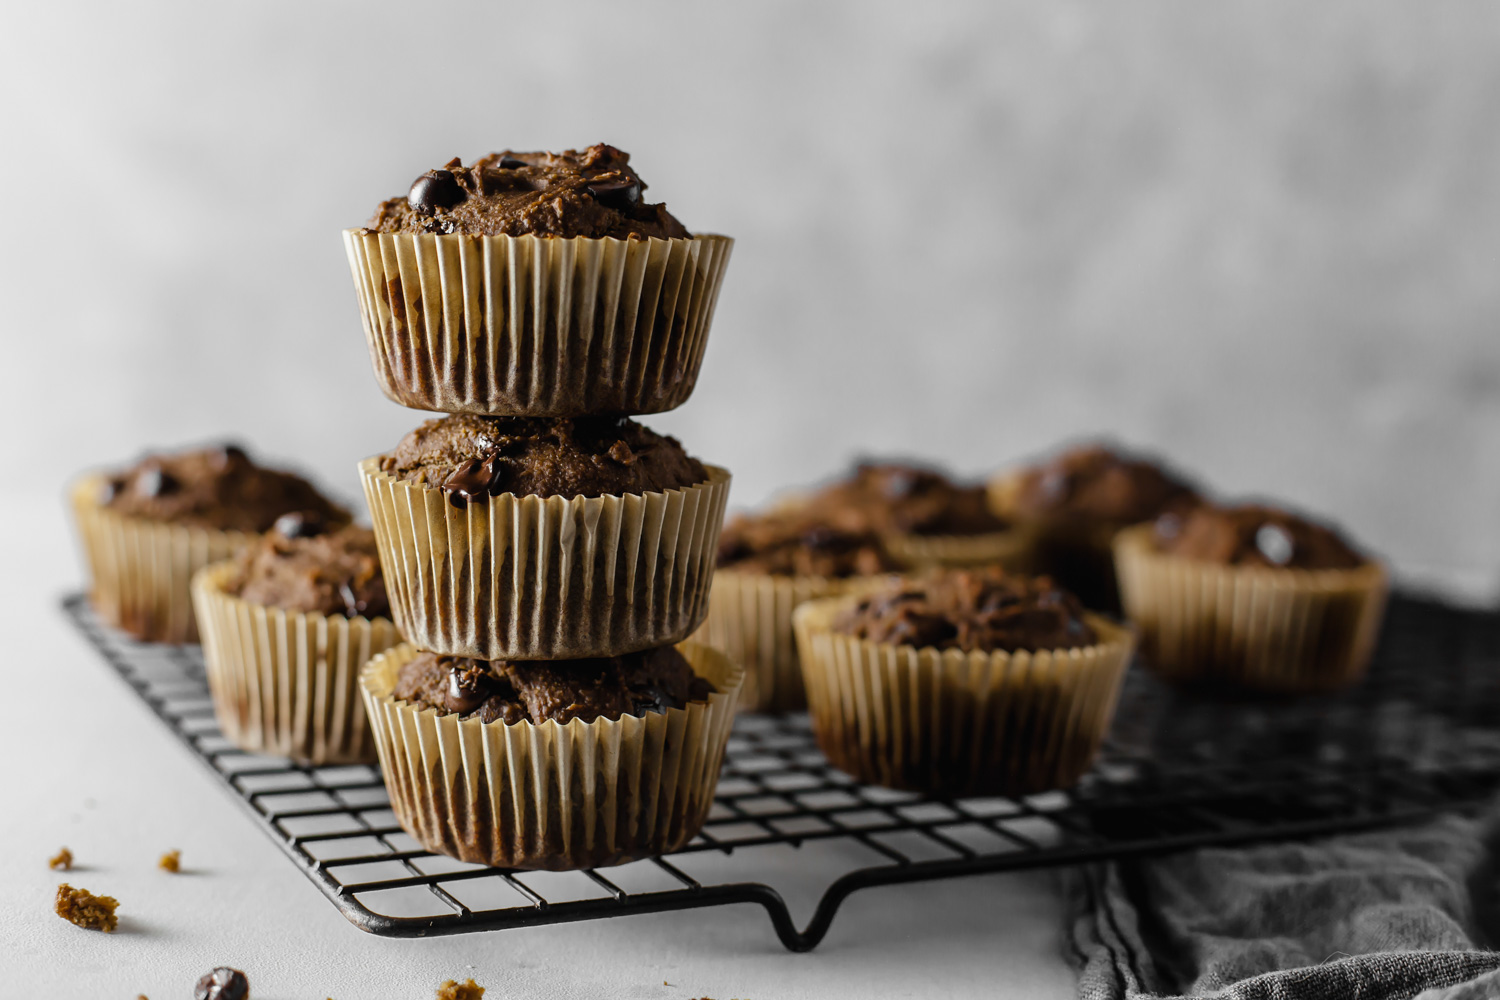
(158, 849), (181, 872)
(436, 979), (485, 1000)
(54, 883), (118, 932)
(49, 847), (73, 870)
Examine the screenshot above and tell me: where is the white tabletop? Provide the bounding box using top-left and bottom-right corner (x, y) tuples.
(0, 493), (1076, 999)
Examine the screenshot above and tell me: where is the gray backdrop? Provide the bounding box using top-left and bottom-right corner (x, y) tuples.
(5, 1), (1498, 598)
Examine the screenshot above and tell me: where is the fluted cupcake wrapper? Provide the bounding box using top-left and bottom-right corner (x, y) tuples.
(343, 230), (733, 417)
(361, 641), (743, 870)
(793, 597), (1134, 798)
(689, 570), (892, 714)
(360, 459), (730, 660)
(1113, 525), (1390, 693)
(881, 529), (1033, 572)
(70, 476), (254, 644)
(192, 562), (401, 765)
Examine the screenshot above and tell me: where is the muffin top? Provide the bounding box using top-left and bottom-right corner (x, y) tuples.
(833, 567), (1097, 653)
(392, 645), (714, 725)
(811, 462), (1009, 537)
(363, 144), (690, 240)
(1153, 503), (1366, 570)
(99, 445), (348, 534)
(717, 509), (900, 578)
(380, 414), (708, 504)
(226, 513), (390, 619)
(1010, 444), (1198, 528)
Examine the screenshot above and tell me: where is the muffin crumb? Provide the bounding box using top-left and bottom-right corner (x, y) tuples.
(158, 849), (181, 872)
(54, 883), (118, 932)
(48, 847), (73, 870)
(436, 980), (484, 1000)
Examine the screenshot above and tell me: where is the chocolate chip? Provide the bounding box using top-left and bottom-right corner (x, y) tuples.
(631, 681), (678, 715)
(497, 155), (527, 169)
(273, 511), (325, 540)
(408, 169), (467, 215)
(194, 967), (249, 1000)
(339, 582), (367, 618)
(97, 478), (123, 505)
(1038, 468), (1070, 504)
(880, 468), (921, 500)
(1154, 511), (1183, 543)
(585, 176), (641, 209)
(443, 457), (498, 507)
(1255, 523), (1295, 566)
(136, 466), (177, 498)
(445, 665), (490, 715)
(209, 444), (248, 471)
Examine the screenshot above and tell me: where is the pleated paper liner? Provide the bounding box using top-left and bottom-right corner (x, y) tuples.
(690, 570), (894, 714)
(793, 596), (1135, 798)
(70, 475), (255, 644)
(192, 562), (401, 765)
(361, 641), (743, 870)
(881, 529), (1033, 572)
(1113, 525), (1390, 694)
(343, 230), (733, 417)
(360, 459), (730, 660)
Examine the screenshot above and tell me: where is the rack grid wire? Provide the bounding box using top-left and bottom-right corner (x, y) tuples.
(63, 591), (1500, 951)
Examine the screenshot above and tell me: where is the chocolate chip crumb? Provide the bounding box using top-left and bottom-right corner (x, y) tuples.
(436, 980), (485, 1000)
(54, 883), (118, 932)
(48, 847), (72, 870)
(158, 849), (181, 872)
(194, 967), (249, 1000)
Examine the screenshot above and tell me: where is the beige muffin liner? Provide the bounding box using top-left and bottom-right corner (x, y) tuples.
(360, 459), (729, 660)
(690, 570), (893, 714)
(881, 529), (1033, 572)
(794, 596), (1134, 797)
(192, 562), (401, 764)
(71, 476), (254, 644)
(343, 230), (733, 417)
(362, 641), (743, 870)
(1113, 525), (1390, 693)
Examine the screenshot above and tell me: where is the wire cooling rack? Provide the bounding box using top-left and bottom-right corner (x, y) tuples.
(63, 592), (1500, 951)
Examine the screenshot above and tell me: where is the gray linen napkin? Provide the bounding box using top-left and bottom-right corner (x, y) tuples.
(1067, 814), (1500, 999)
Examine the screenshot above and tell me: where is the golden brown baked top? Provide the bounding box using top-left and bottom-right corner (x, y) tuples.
(364, 144), (690, 240)
(1153, 503), (1366, 569)
(380, 414), (707, 505)
(100, 444), (348, 534)
(393, 646), (714, 725)
(1011, 444), (1199, 528)
(225, 514), (389, 619)
(834, 567), (1097, 653)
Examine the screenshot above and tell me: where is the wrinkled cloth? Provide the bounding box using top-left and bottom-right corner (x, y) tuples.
(1068, 815), (1500, 999)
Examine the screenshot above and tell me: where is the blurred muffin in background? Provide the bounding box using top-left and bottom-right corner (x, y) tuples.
(793, 566), (1134, 796)
(70, 444), (348, 643)
(989, 443), (1201, 612)
(1115, 501), (1388, 693)
(193, 513), (398, 765)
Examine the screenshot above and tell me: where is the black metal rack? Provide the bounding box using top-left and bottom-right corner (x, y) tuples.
(64, 592), (1500, 951)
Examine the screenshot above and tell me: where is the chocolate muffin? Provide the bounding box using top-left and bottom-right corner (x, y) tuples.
(716, 511), (898, 578)
(364, 144), (689, 240)
(834, 569), (1096, 654)
(815, 462), (1010, 538)
(794, 573), (1133, 798)
(1007, 444), (1199, 528)
(1152, 503), (1365, 570)
(380, 414), (707, 505)
(393, 645), (714, 725)
(100, 444), (347, 534)
(225, 513), (390, 620)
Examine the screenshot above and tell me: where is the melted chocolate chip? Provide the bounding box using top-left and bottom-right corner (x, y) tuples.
(630, 681), (677, 716)
(273, 510), (326, 540)
(497, 155), (527, 169)
(1038, 468), (1070, 503)
(98, 478), (124, 505)
(445, 665), (490, 715)
(338, 581), (367, 618)
(136, 466), (177, 498)
(409, 169), (467, 215)
(1255, 523), (1295, 566)
(194, 967), (249, 1000)
(443, 456), (500, 507)
(1154, 511), (1183, 543)
(209, 443), (249, 472)
(881, 468), (920, 500)
(585, 176), (641, 209)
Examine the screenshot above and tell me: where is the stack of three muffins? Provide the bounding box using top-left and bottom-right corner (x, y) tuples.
(346, 146), (743, 870)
